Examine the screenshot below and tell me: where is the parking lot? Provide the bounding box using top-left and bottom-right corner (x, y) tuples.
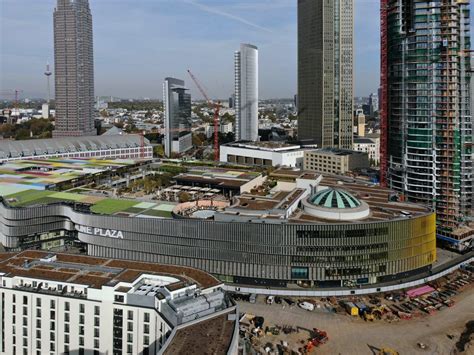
(236, 266), (474, 354)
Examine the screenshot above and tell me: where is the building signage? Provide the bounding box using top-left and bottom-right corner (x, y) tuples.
(76, 225), (124, 239)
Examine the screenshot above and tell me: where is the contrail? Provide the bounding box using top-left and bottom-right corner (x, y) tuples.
(183, 0), (273, 33)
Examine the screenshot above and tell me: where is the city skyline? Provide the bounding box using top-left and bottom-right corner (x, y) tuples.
(2, 0), (383, 100)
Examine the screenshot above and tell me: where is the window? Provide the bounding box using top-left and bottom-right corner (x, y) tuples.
(127, 333), (133, 343)
(64, 324), (69, 333)
(50, 310), (55, 319)
(144, 313), (150, 323)
(127, 310), (133, 320)
(50, 342), (55, 351)
(22, 328), (27, 336)
(50, 332), (55, 341)
(291, 267), (309, 280)
(64, 334), (69, 344)
(143, 336), (149, 346)
(36, 340), (41, 349)
(127, 322), (133, 332)
(94, 328), (99, 338)
(50, 300), (55, 309)
(23, 296), (28, 304)
(94, 339), (99, 349)
(94, 306), (100, 316)
(94, 317), (99, 327)
(127, 344), (133, 354)
(79, 304), (85, 313)
(65, 302), (70, 311)
(36, 319), (41, 328)
(36, 309), (41, 318)
(64, 345), (69, 355)
(65, 313), (70, 322)
(50, 322), (55, 331)
(36, 298), (41, 307)
(144, 324), (149, 334)
(79, 326), (84, 335)
(22, 307), (27, 316)
(79, 315), (85, 324)
(36, 330), (41, 339)
(79, 337), (84, 346)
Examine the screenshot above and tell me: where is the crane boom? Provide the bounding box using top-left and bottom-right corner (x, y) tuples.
(187, 69), (221, 162)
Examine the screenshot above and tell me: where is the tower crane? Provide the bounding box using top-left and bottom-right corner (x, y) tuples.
(0, 89), (24, 122)
(187, 69), (221, 162)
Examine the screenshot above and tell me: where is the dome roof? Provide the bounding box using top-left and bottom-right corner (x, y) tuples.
(308, 188), (361, 209)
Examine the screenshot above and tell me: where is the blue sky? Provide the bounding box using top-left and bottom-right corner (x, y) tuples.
(2, 0), (383, 99)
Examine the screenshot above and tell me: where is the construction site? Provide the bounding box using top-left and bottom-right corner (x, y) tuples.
(236, 262), (474, 355)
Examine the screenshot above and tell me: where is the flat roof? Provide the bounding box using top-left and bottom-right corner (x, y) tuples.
(224, 141), (302, 152)
(0, 251), (220, 289)
(0, 158), (137, 190)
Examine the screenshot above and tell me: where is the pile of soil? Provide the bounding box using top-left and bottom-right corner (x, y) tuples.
(456, 321), (474, 353)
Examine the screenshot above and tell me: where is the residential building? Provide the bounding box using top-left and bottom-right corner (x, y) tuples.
(163, 78), (192, 157)
(220, 141), (307, 168)
(353, 136), (380, 165)
(0, 251), (237, 355)
(297, 0), (354, 149)
(304, 148), (369, 175)
(53, 0), (96, 137)
(41, 103), (49, 119)
(381, 0), (473, 245)
(234, 44), (258, 142)
(205, 122), (234, 139)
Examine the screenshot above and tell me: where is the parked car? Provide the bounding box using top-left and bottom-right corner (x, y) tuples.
(298, 302), (315, 311)
(249, 294), (257, 304)
(266, 296), (275, 305)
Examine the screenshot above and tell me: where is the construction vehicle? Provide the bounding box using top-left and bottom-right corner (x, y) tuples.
(345, 302), (359, 316)
(187, 69), (221, 161)
(302, 328), (328, 353)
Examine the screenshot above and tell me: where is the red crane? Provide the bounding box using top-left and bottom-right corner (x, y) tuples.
(0, 89), (23, 115)
(187, 69), (221, 161)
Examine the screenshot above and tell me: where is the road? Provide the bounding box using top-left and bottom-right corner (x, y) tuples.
(237, 287), (474, 354)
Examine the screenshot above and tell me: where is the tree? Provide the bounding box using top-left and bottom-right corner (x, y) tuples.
(178, 191), (191, 203)
(153, 145), (164, 158)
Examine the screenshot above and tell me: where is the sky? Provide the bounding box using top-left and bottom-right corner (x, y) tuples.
(1, 0), (383, 100)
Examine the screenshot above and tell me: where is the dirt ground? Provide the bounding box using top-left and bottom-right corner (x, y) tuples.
(238, 286), (474, 355)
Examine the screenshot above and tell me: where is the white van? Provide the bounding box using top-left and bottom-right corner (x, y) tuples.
(298, 302), (315, 311)
(249, 294), (257, 304)
(266, 296), (274, 305)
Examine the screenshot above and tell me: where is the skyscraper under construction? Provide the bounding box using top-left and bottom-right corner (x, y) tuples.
(381, 0), (473, 248)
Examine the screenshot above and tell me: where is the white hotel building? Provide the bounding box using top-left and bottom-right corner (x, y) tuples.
(0, 252), (237, 355)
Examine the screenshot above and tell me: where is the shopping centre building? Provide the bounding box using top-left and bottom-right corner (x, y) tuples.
(0, 167), (437, 289)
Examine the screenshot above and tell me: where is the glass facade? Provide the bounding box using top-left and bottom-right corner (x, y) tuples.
(385, 0), (473, 238)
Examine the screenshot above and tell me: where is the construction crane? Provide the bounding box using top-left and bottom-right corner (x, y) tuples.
(187, 69), (221, 161)
(0, 89), (23, 123)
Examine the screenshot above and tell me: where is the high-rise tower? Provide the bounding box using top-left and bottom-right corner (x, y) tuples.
(234, 44), (259, 142)
(53, 0), (96, 137)
(381, 0), (473, 246)
(163, 78), (192, 157)
(297, 0), (354, 149)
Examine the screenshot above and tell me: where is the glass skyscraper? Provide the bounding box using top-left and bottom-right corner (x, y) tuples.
(53, 0), (96, 137)
(297, 0), (354, 149)
(381, 0), (473, 246)
(163, 78), (192, 157)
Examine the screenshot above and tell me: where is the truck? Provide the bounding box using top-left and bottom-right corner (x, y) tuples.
(345, 302), (359, 316)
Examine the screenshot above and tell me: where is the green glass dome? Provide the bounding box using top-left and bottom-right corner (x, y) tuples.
(308, 188), (361, 209)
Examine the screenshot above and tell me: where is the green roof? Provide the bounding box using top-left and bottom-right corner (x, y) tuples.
(309, 188), (361, 209)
